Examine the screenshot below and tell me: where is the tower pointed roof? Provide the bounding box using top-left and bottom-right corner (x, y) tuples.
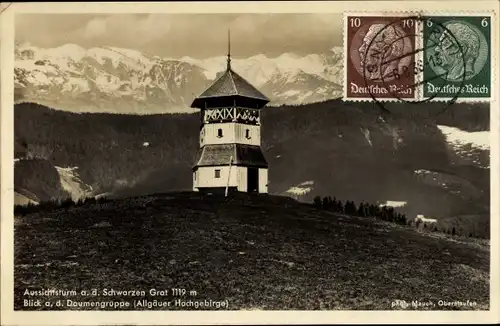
(191, 30), (270, 109)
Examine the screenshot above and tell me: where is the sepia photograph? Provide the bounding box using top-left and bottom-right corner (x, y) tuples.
(1, 1), (499, 325)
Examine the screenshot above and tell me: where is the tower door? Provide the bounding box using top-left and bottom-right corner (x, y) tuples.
(247, 167), (259, 193)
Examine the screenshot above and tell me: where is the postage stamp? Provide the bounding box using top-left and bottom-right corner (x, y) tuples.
(344, 14), (417, 101)
(422, 15), (492, 100)
(343, 12), (494, 102)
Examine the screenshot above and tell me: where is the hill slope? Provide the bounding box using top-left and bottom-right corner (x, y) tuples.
(14, 100), (490, 220)
(14, 192), (489, 310)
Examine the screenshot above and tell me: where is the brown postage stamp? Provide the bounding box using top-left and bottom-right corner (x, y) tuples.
(344, 14), (418, 101)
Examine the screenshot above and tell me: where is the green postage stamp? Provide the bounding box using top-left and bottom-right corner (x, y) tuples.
(422, 14), (492, 101)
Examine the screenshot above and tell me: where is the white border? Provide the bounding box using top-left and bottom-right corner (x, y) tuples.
(1, 1), (499, 325)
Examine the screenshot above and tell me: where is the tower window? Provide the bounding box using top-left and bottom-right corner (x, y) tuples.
(217, 128), (223, 138)
(214, 169), (221, 178)
(245, 129), (251, 139)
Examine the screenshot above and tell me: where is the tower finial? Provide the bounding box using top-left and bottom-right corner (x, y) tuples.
(227, 29), (231, 69)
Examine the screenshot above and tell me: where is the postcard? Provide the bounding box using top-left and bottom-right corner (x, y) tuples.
(1, 1), (499, 325)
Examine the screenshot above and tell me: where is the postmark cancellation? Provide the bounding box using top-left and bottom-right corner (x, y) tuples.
(343, 12), (493, 102)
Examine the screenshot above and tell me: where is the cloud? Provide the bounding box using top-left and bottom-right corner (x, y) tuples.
(84, 18), (107, 39)
(231, 14), (272, 33)
(81, 15), (172, 44)
(16, 13), (342, 58)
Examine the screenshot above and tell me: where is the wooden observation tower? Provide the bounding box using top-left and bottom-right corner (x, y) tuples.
(191, 31), (270, 195)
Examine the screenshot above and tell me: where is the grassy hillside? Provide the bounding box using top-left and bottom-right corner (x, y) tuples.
(14, 192), (489, 310)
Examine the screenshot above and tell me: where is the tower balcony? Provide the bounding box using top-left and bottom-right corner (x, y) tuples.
(202, 106), (261, 125)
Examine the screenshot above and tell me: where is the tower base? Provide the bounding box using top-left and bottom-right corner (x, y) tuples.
(196, 186), (238, 196)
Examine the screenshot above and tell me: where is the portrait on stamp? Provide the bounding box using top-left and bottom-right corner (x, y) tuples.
(357, 23), (411, 83)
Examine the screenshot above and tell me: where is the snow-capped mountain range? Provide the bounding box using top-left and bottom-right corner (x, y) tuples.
(15, 43), (343, 114)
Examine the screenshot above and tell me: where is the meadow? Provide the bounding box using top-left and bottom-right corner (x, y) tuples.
(14, 192), (490, 310)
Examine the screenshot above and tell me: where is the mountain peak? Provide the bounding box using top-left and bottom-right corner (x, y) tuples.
(277, 52), (301, 60)
(248, 53), (269, 61)
(47, 43), (87, 61)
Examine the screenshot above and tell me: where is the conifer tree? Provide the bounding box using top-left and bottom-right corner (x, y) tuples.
(323, 197), (329, 210)
(331, 197), (338, 212)
(344, 201), (350, 214)
(337, 201), (343, 213)
(328, 196), (333, 210)
(313, 196), (322, 209)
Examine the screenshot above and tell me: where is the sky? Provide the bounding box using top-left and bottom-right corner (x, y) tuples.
(15, 13), (342, 58)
